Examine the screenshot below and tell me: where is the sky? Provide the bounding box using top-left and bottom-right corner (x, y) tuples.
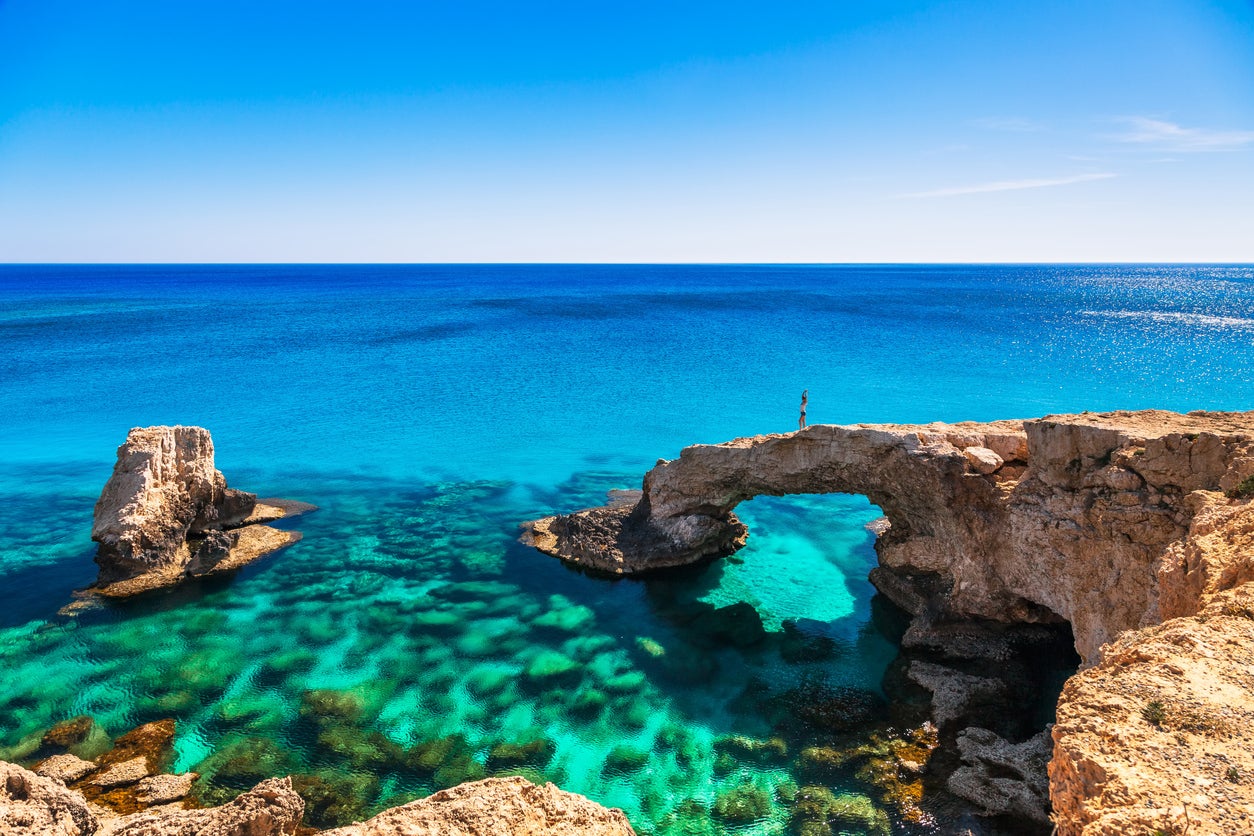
(0, 0), (1252, 262)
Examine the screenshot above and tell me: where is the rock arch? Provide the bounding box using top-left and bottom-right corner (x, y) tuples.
(524, 411), (1254, 664)
(525, 410), (1254, 834)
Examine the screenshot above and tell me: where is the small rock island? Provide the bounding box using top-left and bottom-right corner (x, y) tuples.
(88, 425), (313, 598)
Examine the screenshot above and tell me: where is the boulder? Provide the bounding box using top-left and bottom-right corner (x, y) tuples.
(35, 754), (99, 784)
(134, 773), (198, 806)
(947, 727), (1051, 825)
(0, 761), (97, 836)
(318, 775), (635, 836)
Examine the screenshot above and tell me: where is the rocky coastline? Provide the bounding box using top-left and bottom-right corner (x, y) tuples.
(524, 410), (1254, 834)
(0, 721), (634, 835)
(9, 413), (1251, 834)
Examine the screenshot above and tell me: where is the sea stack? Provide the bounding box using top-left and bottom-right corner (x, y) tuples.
(89, 426), (311, 597)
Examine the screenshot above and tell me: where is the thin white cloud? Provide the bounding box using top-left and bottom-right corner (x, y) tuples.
(1108, 117), (1254, 151)
(972, 116), (1046, 132)
(902, 172), (1117, 199)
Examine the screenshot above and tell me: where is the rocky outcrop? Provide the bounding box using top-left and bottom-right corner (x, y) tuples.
(524, 409), (1254, 834)
(0, 760), (98, 836)
(0, 762), (302, 836)
(947, 727), (1052, 825)
(98, 777), (303, 836)
(524, 410), (1254, 664)
(86, 426), (312, 598)
(1049, 583), (1254, 836)
(320, 776), (636, 836)
(1, 762), (631, 836)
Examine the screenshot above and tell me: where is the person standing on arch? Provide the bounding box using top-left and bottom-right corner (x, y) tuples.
(798, 389), (808, 430)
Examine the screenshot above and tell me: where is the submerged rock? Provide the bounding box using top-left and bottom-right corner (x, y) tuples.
(787, 785), (889, 836)
(41, 717), (97, 752)
(711, 783), (771, 824)
(290, 772), (377, 830)
(84, 426), (312, 600)
(486, 737), (554, 771)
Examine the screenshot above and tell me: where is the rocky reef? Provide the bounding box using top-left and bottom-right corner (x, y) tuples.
(524, 410), (1254, 834)
(85, 426), (312, 599)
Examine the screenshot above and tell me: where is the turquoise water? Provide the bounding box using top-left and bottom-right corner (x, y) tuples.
(2, 264), (1253, 832)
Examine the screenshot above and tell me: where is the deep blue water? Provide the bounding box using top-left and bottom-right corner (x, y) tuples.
(2, 264), (1252, 833)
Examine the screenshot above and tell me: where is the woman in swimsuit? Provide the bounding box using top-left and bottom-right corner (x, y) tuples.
(799, 390), (808, 430)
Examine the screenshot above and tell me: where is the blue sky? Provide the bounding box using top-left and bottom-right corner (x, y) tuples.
(1, 0), (1252, 262)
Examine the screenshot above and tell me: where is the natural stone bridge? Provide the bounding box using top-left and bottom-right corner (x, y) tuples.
(525, 410), (1254, 834)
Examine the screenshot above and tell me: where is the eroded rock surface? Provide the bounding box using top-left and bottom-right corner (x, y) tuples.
(947, 727), (1051, 825)
(1050, 584), (1254, 836)
(524, 409), (1254, 833)
(320, 776), (635, 836)
(99, 777), (303, 836)
(2, 758), (634, 836)
(87, 426), (311, 598)
(524, 411), (1254, 663)
(0, 761), (98, 836)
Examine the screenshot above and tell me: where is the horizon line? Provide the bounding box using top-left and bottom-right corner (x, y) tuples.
(3, 261), (1253, 267)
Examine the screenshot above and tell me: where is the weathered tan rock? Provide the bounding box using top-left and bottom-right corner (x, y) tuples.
(35, 754), (99, 784)
(1049, 584), (1254, 836)
(2, 763), (628, 836)
(91, 758), (150, 789)
(134, 774), (197, 806)
(0, 761), (98, 836)
(319, 776), (635, 836)
(98, 777), (303, 836)
(86, 426), (311, 599)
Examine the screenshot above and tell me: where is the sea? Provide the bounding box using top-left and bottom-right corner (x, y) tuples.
(2, 264), (1252, 833)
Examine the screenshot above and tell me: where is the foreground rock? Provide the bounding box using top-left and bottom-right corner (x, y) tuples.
(0, 761), (98, 836)
(321, 776), (636, 836)
(1050, 584), (1254, 836)
(524, 409), (1254, 833)
(86, 426), (313, 599)
(98, 777), (303, 836)
(0, 763), (632, 836)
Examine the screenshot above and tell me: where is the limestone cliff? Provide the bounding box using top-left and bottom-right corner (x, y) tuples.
(87, 426), (312, 598)
(523, 409), (1254, 833)
(524, 410), (1254, 664)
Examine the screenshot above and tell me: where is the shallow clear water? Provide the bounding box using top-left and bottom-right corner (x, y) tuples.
(2, 264), (1253, 832)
